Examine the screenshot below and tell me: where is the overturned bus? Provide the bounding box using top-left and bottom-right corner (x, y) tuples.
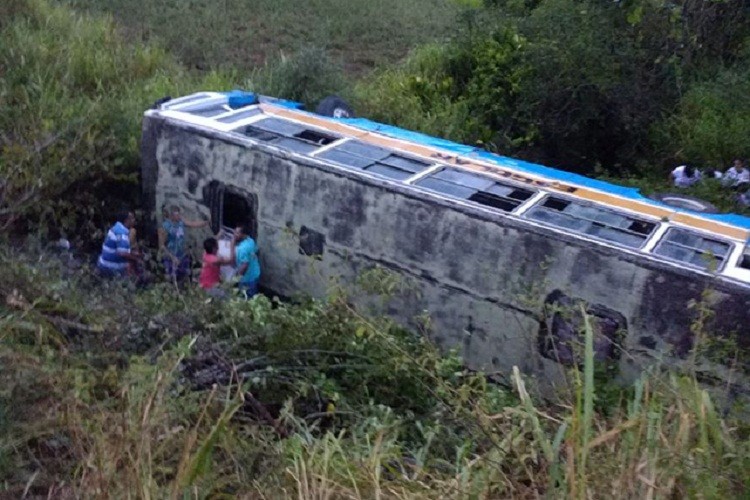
(141, 91), (750, 391)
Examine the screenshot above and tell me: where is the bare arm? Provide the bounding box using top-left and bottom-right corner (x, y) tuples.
(129, 228), (138, 249)
(117, 235), (140, 261)
(117, 250), (140, 262)
(236, 262), (249, 277)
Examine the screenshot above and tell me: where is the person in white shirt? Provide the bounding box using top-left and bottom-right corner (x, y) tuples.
(722, 158), (750, 189)
(670, 164), (701, 188)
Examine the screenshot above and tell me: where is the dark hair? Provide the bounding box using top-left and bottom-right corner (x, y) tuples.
(203, 237), (218, 254)
(684, 165), (695, 177)
(116, 210), (132, 223)
(239, 224), (254, 239)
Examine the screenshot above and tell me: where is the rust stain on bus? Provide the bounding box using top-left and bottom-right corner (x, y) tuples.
(262, 104), (750, 242)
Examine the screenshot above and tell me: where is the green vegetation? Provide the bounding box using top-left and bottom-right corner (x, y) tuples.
(2, 248), (749, 497)
(354, 0), (750, 178)
(61, 0), (460, 75)
(0, 0), (215, 238)
(2, 0), (750, 496)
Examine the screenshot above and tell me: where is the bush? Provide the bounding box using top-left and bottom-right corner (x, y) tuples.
(353, 28), (531, 148)
(665, 65), (750, 168)
(0, 0), (238, 243)
(355, 0), (750, 177)
(247, 46), (348, 109)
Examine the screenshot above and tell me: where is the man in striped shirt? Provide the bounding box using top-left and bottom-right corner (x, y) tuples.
(97, 210), (140, 277)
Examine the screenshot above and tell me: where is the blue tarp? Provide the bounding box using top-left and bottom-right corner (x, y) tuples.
(222, 90), (304, 110)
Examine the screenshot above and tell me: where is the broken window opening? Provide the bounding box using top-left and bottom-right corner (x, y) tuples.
(206, 181), (258, 239)
(236, 117), (340, 154)
(223, 192), (252, 233)
(468, 191), (518, 212)
(316, 140), (431, 180)
(653, 228), (731, 271)
(414, 167), (535, 213)
(294, 129), (337, 145)
(525, 195), (657, 249)
(543, 197), (570, 211)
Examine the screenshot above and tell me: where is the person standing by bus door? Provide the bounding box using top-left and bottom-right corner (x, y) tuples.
(158, 205), (209, 282)
(234, 224), (261, 298)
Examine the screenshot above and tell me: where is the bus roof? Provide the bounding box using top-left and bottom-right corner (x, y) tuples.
(154, 91), (750, 242)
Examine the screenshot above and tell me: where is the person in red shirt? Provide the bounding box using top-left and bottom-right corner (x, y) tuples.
(198, 234), (237, 297)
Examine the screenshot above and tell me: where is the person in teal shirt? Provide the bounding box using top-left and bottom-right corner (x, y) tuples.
(234, 224), (260, 298)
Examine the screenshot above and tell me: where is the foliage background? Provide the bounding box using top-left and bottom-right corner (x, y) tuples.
(2, 0), (750, 496)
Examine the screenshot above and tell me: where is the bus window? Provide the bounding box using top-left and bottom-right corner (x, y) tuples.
(317, 140), (432, 181)
(652, 228), (731, 271)
(415, 167), (535, 213)
(238, 117), (340, 154)
(525, 196), (657, 249)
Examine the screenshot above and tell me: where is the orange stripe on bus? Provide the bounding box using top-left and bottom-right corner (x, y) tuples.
(670, 214), (749, 240)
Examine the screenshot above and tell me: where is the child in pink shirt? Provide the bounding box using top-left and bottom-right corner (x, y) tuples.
(199, 236), (236, 293)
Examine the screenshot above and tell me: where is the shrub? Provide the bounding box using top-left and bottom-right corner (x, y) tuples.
(0, 0), (237, 243)
(247, 46), (348, 109)
(664, 66), (750, 168)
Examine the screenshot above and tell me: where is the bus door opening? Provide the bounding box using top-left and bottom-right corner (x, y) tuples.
(207, 182), (258, 281)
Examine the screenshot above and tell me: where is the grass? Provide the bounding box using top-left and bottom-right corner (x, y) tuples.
(1, 245), (749, 498)
(61, 0), (461, 76)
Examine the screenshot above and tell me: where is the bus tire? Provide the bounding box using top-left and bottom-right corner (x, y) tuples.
(648, 193), (720, 213)
(315, 96), (354, 119)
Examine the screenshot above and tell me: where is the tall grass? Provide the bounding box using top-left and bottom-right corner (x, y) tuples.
(0, 0), (242, 238)
(61, 0), (460, 75)
(1, 247), (749, 497)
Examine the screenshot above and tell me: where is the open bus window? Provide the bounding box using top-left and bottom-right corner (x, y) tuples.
(524, 196), (656, 249)
(415, 167), (535, 213)
(206, 182), (257, 238)
(237, 117), (339, 154)
(317, 140), (431, 181)
(653, 228), (730, 271)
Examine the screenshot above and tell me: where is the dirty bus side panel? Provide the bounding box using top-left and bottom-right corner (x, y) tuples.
(141, 115), (750, 390)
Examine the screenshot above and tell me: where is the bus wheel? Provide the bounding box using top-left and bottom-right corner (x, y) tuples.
(648, 193), (720, 213)
(315, 96), (354, 119)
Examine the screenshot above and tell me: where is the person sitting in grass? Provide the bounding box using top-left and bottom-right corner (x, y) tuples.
(722, 158), (750, 190)
(198, 234), (237, 298)
(669, 164), (701, 188)
(158, 205), (209, 282)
